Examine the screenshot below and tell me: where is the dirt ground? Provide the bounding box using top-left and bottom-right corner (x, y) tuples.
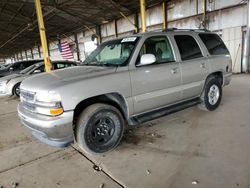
(0, 74), (249, 188)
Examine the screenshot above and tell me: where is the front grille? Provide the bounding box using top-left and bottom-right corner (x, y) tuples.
(20, 89), (36, 112)
(20, 89), (35, 102)
(23, 101), (36, 111)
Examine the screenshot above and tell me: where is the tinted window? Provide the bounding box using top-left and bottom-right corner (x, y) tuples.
(199, 34), (229, 55)
(174, 35), (203, 61)
(137, 36), (175, 65)
(12, 63), (21, 70)
(54, 63), (75, 70)
(31, 65), (45, 74)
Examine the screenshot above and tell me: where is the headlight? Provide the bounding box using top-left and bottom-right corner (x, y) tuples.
(0, 80), (10, 93)
(34, 91), (64, 116)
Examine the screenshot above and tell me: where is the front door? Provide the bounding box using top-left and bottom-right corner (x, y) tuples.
(130, 35), (182, 115)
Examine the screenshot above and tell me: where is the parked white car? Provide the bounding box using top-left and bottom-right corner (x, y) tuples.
(0, 60), (77, 97)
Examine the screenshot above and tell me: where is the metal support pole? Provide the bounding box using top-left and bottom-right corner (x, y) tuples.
(114, 20), (118, 37)
(25, 50), (28, 60)
(20, 52), (23, 60)
(203, 0), (207, 28)
(47, 38), (50, 56)
(31, 48), (34, 59)
(162, 1), (167, 29)
(140, 0), (147, 32)
(37, 45), (41, 58)
(74, 33), (80, 61)
(134, 13), (139, 34)
(242, 0), (250, 73)
(196, 0), (199, 15)
(34, 0), (51, 72)
(96, 25), (102, 45)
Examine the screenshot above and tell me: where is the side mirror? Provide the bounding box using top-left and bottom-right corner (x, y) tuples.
(9, 67), (13, 71)
(139, 54), (156, 66)
(33, 70), (41, 74)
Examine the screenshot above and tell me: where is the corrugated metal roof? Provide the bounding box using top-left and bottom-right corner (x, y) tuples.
(0, 0), (163, 58)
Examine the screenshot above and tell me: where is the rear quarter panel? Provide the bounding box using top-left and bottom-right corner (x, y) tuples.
(208, 55), (232, 76)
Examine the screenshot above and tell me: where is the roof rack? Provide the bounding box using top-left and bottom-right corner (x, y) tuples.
(162, 28), (210, 32)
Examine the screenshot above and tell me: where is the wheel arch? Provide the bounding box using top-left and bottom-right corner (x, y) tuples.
(206, 71), (223, 85)
(73, 93), (129, 126)
(200, 71), (223, 97)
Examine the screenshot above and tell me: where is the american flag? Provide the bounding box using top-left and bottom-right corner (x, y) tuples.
(58, 41), (74, 60)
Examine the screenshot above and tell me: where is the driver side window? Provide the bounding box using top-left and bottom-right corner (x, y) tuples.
(137, 36), (175, 65)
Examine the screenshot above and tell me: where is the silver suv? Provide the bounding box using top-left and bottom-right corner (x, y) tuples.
(18, 29), (232, 154)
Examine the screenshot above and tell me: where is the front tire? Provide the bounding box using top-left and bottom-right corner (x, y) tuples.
(199, 76), (222, 111)
(13, 83), (21, 97)
(76, 103), (124, 155)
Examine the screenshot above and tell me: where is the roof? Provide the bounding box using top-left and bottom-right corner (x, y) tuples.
(101, 28), (213, 42)
(0, 0), (163, 58)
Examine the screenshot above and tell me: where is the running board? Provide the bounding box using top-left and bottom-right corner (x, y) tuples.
(128, 98), (200, 126)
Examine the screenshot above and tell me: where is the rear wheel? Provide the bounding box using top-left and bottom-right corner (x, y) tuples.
(76, 103), (124, 154)
(199, 76), (222, 111)
(13, 83), (21, 97)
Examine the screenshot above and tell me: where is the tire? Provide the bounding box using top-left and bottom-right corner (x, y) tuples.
(199, 76), (222, 111)
(13, 83), (21, 97)
(76, 103), (124, 155)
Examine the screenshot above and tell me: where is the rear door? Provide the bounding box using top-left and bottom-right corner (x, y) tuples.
(130, 35), (182, 114)
(173, 34), (209, 100)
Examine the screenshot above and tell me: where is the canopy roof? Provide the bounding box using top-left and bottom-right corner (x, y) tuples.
(0, 0), (163, 58)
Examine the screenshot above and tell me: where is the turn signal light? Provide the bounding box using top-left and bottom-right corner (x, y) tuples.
(50, 108), (64, 116)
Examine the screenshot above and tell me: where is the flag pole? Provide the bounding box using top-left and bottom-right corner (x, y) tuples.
(34, 0), (52, 72)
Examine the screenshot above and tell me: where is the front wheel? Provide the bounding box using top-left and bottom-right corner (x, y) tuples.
(76, 103), (124, 155)
(199, 77), (222, 111)
(13, 83), (21, 97)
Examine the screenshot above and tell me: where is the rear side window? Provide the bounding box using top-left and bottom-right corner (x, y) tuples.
(174, 35), (203, 61)
(22, 61), (36, 68)
(199, 33), (229, 55)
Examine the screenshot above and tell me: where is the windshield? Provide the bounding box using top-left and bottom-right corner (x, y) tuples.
(84, 37), (140, 66)
(20, 64), (39, 74)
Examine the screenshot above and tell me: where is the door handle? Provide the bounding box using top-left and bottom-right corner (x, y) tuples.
(171, 67), (178, 74)
(200, 62), (206, 68)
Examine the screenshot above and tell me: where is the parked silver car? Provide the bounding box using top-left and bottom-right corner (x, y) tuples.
(18, 29), (232, 154)
(0, 60), (77, 97)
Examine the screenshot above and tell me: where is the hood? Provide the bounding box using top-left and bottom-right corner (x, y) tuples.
(21, 66), (117, 92)
(0, 73), (21, 82)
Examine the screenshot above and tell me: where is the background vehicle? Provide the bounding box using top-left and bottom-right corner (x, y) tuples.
(0, 60), (78, 97)
(0, 64), (6, 70)
(0, 59), (42, 78)
(18, 29), (232, 155)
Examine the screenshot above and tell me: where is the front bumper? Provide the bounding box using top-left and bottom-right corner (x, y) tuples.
(223, 72), (232, 86)
(18, 103), (74, 148)
(0, 84), (11, 96)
